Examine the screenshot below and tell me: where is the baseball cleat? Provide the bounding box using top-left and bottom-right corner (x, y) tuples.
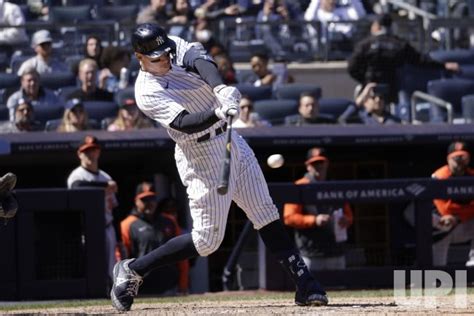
(111, 259), (143, 312)
(0, 173), (17, 197)
(295, 280), (329, 306)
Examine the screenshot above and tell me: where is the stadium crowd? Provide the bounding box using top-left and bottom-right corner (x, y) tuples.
(1, 0), (474, 131)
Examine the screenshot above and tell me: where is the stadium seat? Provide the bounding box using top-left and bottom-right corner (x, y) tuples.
(82, 101), (118, 121)
(253, 99), (298, 125)
(44, 118), (62, 131)
(274, 83), (322, 100)
(455, 65), (474, 80)
(34, 105), (64, 125)
(319, 98), (354, 120)
(462, 95), (474, 123)
(40, 72), (77, 91)
(10, 54), (33, 75)
(114, 86), (135, 106)
(49, 5), (92, 23)
(234, 84), (273, 101)
(57, 86), (79, 103)
(65, 0), (106, 6)
(96, 5), (138, 24)
(429, 49), (474, 64)
(0, 73), (20, 105)
(0, 107), (9, 121)
(396, 64), (445, 122)
(427, 78), (474, 122)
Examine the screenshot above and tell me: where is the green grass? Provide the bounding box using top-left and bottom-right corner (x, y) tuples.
(1, 288), (473, 311)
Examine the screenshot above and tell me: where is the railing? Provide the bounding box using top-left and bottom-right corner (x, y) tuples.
(411, 90), (453, 124)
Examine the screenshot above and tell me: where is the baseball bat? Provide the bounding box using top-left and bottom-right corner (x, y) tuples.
(217, 116), (233, 195)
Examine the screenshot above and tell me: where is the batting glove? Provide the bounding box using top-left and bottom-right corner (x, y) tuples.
(213, 84), (241, 119)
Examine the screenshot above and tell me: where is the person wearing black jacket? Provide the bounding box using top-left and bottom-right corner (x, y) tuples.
(347, 14), (459, 120)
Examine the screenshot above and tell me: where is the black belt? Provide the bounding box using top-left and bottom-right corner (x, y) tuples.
(196, 124), (227, 143)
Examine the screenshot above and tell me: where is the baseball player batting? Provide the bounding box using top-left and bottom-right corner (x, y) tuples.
(110, 23), (328, 312)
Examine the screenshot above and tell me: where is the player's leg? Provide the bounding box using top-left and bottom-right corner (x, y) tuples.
(448, 218), (474, 266)
(232, 138), (327, 306)
(111, 159), (233, 311)
(432, 232), (452, 266)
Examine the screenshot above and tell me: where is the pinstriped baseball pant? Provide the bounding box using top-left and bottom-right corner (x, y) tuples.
(175, 130), (280, 256)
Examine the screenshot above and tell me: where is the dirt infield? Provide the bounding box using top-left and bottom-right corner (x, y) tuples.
(2, 291), (474, 315)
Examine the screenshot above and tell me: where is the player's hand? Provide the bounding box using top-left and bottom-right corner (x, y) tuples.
(439, 214), (457, 229)
(315, 214), (330, 227)
(213, 84), (241, 117)
(215, 103), (239, 121)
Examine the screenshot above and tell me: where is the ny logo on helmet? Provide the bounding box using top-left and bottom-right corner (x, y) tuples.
(156, 36), (165, 46)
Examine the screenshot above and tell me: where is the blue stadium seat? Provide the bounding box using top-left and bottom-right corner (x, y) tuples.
(461, 95), (474, 123)
(96, 5), (138, 24)
(0, 107), (9, 121)
(57, 86), (79, 103)
(253, 99), (298, 125)
(429, 49), (474, 64)
(396, 64), (445, 122)
(0, 73), (20, 105)
(455, 65), (474, 80)
(34, 105), (64, 125)
(319, 98), (354, 120)
(49, 5), (92, 23)
(40, 72), (77, 91)
(44, 118), (62, 131)
(82, 101), (118, 121)
(234, 84), (273, 101)
(427, 78), (474, 121)
(274, 83), (322, 100)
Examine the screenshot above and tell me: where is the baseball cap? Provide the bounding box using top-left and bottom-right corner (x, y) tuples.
(65, 98), (83, 110)
(78, 135), (100, 153)
(120, 98), (137, 108)
(305, 147), (328, 165)
(135, 181), (157, 201)
(447, 141), (470, 159)
(31, 30), (52, 48)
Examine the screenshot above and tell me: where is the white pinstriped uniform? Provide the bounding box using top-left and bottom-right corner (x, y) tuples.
(135, 36), (279, 256)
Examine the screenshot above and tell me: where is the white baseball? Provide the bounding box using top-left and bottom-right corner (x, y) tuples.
(267, 154), (284, 169)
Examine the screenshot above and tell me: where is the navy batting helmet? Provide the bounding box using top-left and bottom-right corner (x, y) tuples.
(131, 23), (176, 58)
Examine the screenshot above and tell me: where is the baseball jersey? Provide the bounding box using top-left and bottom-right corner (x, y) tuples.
(67, 166), (118, 225)
(135, 36), (223, 143)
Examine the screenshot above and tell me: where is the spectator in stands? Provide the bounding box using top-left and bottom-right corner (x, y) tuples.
(347, 14), (459, 120)
(214, 53), (237, 85)
(99, 46), (132, 93)
(67, 135), (120, 282)
(284, 147), (353, 270)
(431, 141), (474, 267)
(107, 98), (154, 132)
(193, 0), (244, 20)
(120, 181), (189, 294)
(193, 18), (226, 56)
(168, 0), (195, 40)
(84, 35), (104, 69)
(285, 92), (335, 126)
(256, 0), (302, 57)
(245, 53), (293, 88)
(56, 98), (92, 132)
(304, 0), (366, 50)
(232, 95), (271, 128)
(27, 0), (49, 21)
(17, 29), (68, 76)
(136, 0), (172, 25)
(67, 59), (113, 102)
(0, 98), (41, 133)
(0, 0), (29, 62)
(6, 68), (59, 122)
(338, 82), (401, 125)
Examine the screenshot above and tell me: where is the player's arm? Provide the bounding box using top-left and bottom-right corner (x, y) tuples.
(169, 109), (220, 134)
